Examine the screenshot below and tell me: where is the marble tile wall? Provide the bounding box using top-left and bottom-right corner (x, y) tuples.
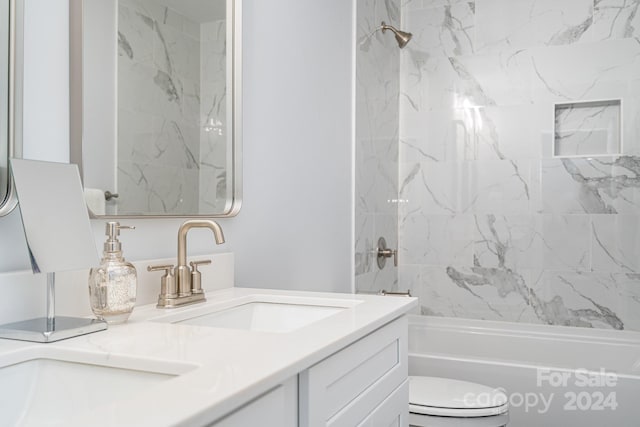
(117, 0), (211, 214)
(399, 0), (640, 331)
(355, 0), (401, 294)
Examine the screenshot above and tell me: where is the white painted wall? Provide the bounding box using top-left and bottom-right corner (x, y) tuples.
(0, 0), (354, 320)
(21, 0), (69, 163)
(219, 0), (355, 292)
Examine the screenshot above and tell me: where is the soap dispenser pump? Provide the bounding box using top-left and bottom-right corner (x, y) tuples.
(88, 222), (137, 324)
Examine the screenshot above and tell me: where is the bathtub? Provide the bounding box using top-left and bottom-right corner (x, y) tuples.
(408, 315), (640, 426)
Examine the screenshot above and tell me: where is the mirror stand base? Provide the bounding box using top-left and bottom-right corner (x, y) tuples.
(0, 316), (107, 343)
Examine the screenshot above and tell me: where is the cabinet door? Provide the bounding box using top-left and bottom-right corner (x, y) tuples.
(210, 377), (297, 427)
(300, 316), (408, 427)
(357, 380), (408, 427)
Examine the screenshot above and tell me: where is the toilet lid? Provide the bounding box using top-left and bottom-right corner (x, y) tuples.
(409, 376), (509, 418)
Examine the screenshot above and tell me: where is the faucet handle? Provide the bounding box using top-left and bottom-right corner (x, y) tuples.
(147, 264), (178, 299)
(189, 260), (211, 294)
(189, 259), (212, 271)
(147, 264), (174, 273)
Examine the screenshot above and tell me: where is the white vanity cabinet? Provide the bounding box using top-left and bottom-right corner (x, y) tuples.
(209, 377), (298, 427)
(208, 315), (408, 427)
(299, 316), (408, 427)
(210, 316), (408, 427)
(356, 381), (409, 427)
(0, 286), (415, 427)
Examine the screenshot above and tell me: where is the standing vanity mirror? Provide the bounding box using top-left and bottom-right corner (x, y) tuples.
(0, 0), (20, 217)
(70, 0), (241, 218)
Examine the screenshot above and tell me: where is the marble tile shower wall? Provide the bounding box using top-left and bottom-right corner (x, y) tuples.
(118, 0), (201, 214)
(355, 0), (401, 293)
(399, 0), (640, 330)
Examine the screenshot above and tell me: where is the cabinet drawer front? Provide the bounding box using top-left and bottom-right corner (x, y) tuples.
(300, 316), (408, 426)
(357, 380), (409, 427)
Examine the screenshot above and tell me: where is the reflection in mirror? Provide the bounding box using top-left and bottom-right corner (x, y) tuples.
(0, 0), (19, 216)
(72, 0), (241, 217)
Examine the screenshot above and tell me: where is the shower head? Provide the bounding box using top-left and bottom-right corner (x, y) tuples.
(380, 21), (412, 49)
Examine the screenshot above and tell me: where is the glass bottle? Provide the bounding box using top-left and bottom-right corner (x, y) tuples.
(88, 222), (137, 324)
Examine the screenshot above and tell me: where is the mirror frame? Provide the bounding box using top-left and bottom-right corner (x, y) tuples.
(69, 0), (242, 218)
(0, 0), (21, 217)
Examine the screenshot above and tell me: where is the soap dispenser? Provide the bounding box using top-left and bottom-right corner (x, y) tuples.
(88, 222), (137, 324)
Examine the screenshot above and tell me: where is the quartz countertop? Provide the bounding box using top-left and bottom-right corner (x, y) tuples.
(0, 287), (417, 426)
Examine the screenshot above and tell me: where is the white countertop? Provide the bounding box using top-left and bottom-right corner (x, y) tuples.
(0, 287), (416, 426)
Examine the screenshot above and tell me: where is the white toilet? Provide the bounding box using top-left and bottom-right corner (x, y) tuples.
(409, 376), (509, 427)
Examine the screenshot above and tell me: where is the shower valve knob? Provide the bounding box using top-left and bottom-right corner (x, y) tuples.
(376, 237), (398, 269)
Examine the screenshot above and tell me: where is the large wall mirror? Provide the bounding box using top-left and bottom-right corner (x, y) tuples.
(0, 0), (20, 217)
(70, 0), (241, 218)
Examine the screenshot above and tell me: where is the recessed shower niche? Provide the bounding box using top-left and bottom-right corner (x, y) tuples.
(554, 99), (622, 157)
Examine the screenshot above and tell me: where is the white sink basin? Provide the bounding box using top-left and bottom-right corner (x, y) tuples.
(154, 295), (361, 333)
(0, 348), (195, 426)
(177, 302), (344, 332)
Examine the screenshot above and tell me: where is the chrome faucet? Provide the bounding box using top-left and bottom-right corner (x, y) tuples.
(149, 219), (225, 308)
